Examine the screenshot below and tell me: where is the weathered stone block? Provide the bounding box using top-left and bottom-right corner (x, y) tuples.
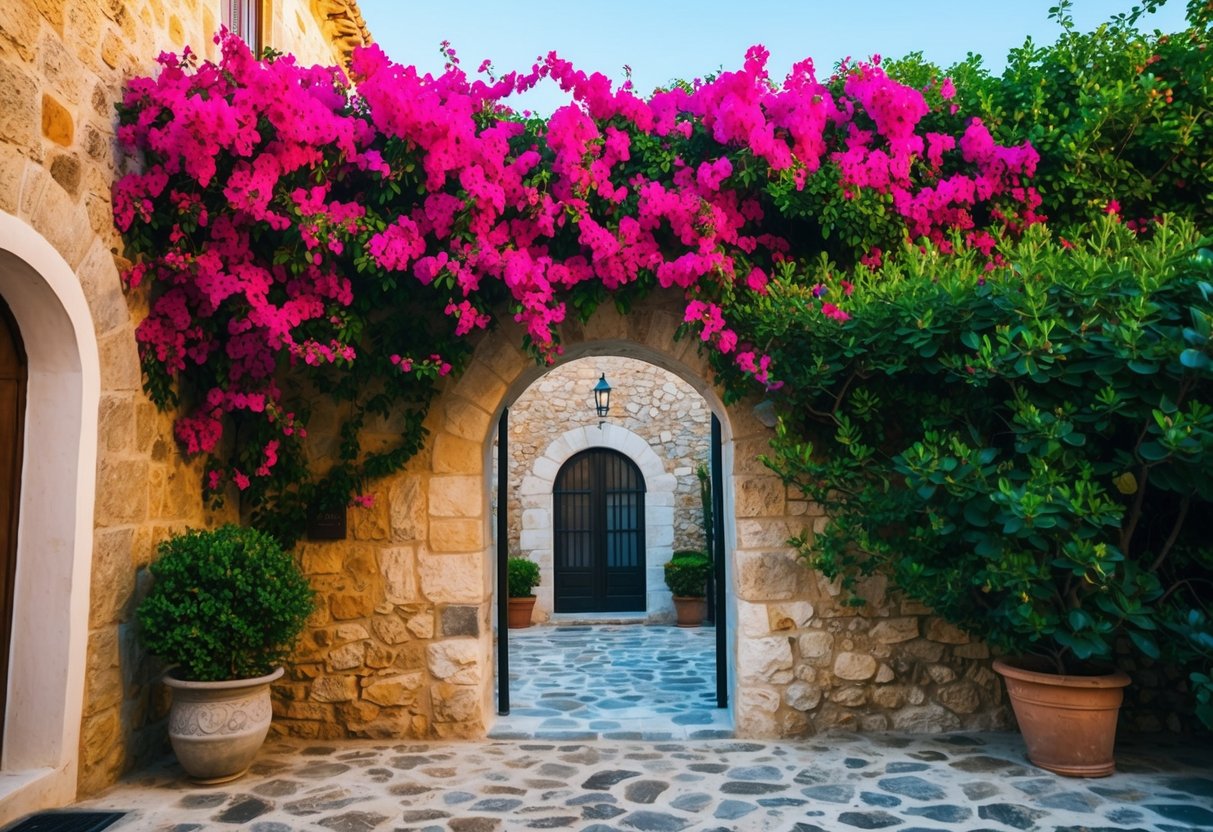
(330, 593), (375, 621)
(925, 617), (971, 644)
(372, 614), (409, 645)
(362, 672), (424, 707)
(310, 675), (358, 703)
(429, 518), (484, 552)
(440, 605), (480, 637)
(418, 550), (483, 603)
(833, 652), (878, 681)
(938, 682), (981, 714)
(871, 617), (919, 644)
(428, 475), (482, 518)
(784, 681), (821, 711)
(432, 432), (482, 475)
(301, 543), (345, 575)
(378, 546), (416, 604)
(406, 612), (434, 640)
(326, 642), (365, 672)
(798, 631), (834, 660)
(432, 682), (481, 723)
(427, 639), (481, 684)
(737, 636), (794, 685)
(389, 476), (426, 541)
(735, 550), (805, 602)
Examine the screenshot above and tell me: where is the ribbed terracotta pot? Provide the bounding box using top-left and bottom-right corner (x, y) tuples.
(164, 667), (283, 784)
(673, 596), (706, 628)
(994, 658), (1130, 777)
(507, 596), (536, 628)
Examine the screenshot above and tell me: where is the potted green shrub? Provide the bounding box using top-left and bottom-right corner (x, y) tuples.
(507, 557), (541, 628)
(664, 550), (712, 628)
(138, 524), (314, 783)
(758, 228), (1213, 776)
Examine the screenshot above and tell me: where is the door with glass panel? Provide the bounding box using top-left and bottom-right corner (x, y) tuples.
(552, 448), (646, 612)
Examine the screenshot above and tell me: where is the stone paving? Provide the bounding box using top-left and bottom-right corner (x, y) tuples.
(73, 731), (1213, 831)
(491, 624), (731, 741)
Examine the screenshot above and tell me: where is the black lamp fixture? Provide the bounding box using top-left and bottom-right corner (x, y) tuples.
(593, 373), (612, 425)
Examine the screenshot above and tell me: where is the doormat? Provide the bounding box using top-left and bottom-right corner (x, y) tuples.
(4, 812), (125, 832)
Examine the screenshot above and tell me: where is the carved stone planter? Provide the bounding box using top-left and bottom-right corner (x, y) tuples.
(163, 667), (283, 783)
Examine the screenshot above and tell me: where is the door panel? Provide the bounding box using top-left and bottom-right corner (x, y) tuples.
(553, 449), (645, 612)
(0, 297), (27, 760)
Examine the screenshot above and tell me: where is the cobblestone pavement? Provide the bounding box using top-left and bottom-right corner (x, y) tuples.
(73, 731), (1213, 831)
(491, 624), (731, 741)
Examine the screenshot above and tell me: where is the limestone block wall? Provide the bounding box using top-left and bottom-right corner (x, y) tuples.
(0, 0), (362, 802)
(503, 355), (712, 621)
(273, 298), (1011, 746)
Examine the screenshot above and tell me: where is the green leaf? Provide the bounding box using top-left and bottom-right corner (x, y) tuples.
(1128, 630), (1161, 659)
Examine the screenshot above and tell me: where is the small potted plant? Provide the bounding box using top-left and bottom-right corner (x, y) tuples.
(664, 550), (712, 627)
(507, 557), (541, 628)
(138, 524), (314, 783)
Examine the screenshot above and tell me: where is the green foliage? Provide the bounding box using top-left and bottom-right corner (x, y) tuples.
(665, 551), (712, 597)
(507, 557), (541, 598)
(743, 221), (1213, 688)
(137, 525), (315, 681)
(886, 1), (1212, 231)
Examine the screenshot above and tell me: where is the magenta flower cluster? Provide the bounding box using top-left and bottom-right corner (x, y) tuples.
(114, 33), (1039, 503)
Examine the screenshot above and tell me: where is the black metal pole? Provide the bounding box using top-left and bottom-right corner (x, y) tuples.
(496, 407), (510, 715)
(711, 414), (728, 709)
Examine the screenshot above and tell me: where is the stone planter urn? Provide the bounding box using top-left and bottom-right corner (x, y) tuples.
(994, 658), (1131, 777)
(164, 666), (283, 783)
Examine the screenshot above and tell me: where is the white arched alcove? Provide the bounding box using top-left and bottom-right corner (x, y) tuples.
(517, 423), (680, 622)
(0, 211), (100, 820)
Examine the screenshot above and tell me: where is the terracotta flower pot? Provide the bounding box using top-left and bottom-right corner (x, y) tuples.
(993, 658), (1131, 777)
(164, 667), (283, 784)
(507, 596), (536, 628)
(673, 596), (706, 628)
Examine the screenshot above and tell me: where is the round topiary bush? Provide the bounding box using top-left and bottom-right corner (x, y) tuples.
(664, 552), (712, 598)
(137, 524), (315, 681)
(507, 557), (541, 598)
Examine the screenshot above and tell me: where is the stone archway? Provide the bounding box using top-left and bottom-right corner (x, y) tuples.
(424, 294), (797, 736)
(0, 212), (101, 818)
(517, 423), (678, 622)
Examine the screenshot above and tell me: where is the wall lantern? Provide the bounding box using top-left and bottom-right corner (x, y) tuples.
(593, 373), (612, 425)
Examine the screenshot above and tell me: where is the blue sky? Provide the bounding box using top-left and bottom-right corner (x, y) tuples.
(355, 0), (1189, 114)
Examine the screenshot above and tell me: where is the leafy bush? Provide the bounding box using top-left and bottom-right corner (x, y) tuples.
(507, 557), (541, 598)
(743, 221), (1212, 689)
(137, 525), (315, 681)
(886, 0), (1212, 231)
(665, 551), (712, 598)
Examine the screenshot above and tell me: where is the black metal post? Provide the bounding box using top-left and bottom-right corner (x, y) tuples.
(711, 414), (728, 709)
(496, 408), (510, 715)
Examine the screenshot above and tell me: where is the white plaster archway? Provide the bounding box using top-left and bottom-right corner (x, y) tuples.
(0, 212), (100, 818)
(517, 424), (679, 621)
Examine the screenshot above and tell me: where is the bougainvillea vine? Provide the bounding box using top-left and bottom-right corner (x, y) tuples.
(114, 32), (1040, 541)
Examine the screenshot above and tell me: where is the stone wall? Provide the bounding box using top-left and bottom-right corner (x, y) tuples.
(0, 0), (363, 800)
(268, 300), (1012, 746)
(503, 355), (712, 621)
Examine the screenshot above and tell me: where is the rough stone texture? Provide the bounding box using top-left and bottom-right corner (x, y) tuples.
(501, 355), (712, 620)
(0, 0), (368, 799)
(15, 3), (1183, 803)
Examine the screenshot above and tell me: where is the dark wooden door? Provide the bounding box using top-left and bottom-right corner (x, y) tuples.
(553, 449), (645, 613)
(0, 297), (26, 759)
